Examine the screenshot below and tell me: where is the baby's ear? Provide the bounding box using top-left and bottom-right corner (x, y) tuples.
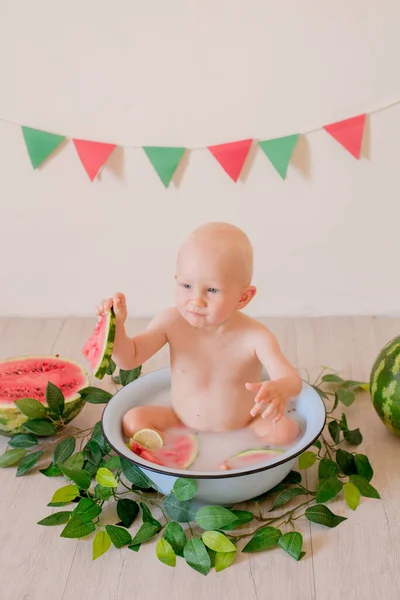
(174, 274), (177, 280)
(237, 285), (257, 309)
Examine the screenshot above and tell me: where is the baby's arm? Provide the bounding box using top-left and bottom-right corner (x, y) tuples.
(246, 327), (302, 422)
(97, 293), (171, 370)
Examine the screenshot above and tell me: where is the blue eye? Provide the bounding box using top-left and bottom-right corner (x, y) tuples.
(182, 283), (191, 289)
(208, 288), (218, 294)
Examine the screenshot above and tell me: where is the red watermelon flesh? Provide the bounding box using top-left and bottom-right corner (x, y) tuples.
(226, 448), (284, 470)
(82, 309), (116, 380)
(129, 433), (199, 470)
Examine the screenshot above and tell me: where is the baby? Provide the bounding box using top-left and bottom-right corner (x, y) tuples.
(97, 222), (302, 454)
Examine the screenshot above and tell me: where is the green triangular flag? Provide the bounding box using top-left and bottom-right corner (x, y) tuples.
(258, 134), (299, 179)
(22, 126), (66, 169)
(143, 146), (186, 188)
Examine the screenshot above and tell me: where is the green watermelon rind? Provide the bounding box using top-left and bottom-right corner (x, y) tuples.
(0, 356), (89, 437)
(232, 448), (284, 459)
(91, 309), (116, 380)
(369, 336), (400, 437)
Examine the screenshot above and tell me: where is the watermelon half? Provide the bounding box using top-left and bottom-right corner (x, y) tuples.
(82, 309), (116, 379)
(0, 356), (89, 436)
(370, 335), (400, 437)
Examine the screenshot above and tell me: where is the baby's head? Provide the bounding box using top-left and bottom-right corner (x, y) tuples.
(175, 222), (256, 329)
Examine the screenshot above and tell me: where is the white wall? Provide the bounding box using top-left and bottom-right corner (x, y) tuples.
(1, 0), (400, 317)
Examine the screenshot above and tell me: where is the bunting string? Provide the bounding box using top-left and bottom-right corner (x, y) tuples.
(1, 97), (399, 186)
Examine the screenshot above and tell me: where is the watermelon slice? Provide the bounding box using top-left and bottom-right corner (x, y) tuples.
(226, 448), (284, 470)
(128, 433), (199, 470)
(0, 356), (89, 436)
(82, 309), (116, 379)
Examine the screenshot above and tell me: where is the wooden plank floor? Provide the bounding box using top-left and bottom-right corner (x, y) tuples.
(0, 316), (400, 600)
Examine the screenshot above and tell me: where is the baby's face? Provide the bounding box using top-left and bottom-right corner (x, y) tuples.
(175, 246), (245, 329)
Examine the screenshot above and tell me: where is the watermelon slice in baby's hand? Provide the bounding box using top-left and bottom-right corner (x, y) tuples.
(82, 309), (116, 379)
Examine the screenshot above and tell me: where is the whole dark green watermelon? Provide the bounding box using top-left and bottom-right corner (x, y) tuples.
(370, 336), (400, 437)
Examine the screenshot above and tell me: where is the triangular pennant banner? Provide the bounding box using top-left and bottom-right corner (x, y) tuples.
(143, 146), (186, 188)
(258, 134), (299, 179)
(73, 139), (117, 181)
(323, 114), (366, 159)
(22, 126), (66, 169)
(208, 139), (253, 182)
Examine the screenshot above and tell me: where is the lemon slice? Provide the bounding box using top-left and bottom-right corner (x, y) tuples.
(132, 428), (164, 451)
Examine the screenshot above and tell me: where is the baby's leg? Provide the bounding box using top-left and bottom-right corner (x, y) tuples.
(251, 414), (300, 446)
(122, 406), (182, 439)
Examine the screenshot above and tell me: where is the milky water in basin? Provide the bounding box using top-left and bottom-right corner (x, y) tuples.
(125, 387), (305, 472)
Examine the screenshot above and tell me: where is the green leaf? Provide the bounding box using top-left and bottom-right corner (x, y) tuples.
(104, 456), (121, 470)
(270, 487), (305, 510)
(344, 482), (361, 511)
(37, 511), (72, 526)
(336, 449), (357, 475)
(349, 475), (380, 499)
(305, 504), (347, 528)
(156, 539), (176, 567)
(311, 384), (329, 400)
(242, 526), (282, 552)
(341, 379), (368, 391)
(195, 506), (237, 530)
(130, 523), (159, 545)
(119, 366), (142, 386)
(278, 531), (303, 561)
(298, 451), (316, 469)
(78, 387), (113, 404)
(354, 454), (373, 482)
(183, 538), (211, 576)
(343, 428), (363, 446)
(92, 530), (112, 560)
(328, 421), (341, 444)
(129, 544), (141, 552)
(62, 451), (85, 470)
(0, 448), (27, 467)
(8, 433), (38, 448)
(139, 502), (162, 529)
(46, 382), (65, 415)
(94, 484), (112, 501)
(112, 375), (121, 385)
(339, 413), (348, 431)
(282, 470), (302, 484)
(90, 421), (110, 453)
(96, 467), (118, 488)
(16, 450), (44, 476)
(337, 388), (355, 407)
(14, 398), (46, 419)
(322, 374), (344, 383)
(40, 463), (62, 477)
(164, 495), (197, 523)
(106, 359), (116, 376)
(83, 440), (103, 466)
(73, 498), (102, 521)
(220, 510), (254, 530)
(105, 524), (132, 548)
(61, 514), (96, 538)
(173, 478), (197, 501)
(316, 477), (343, 503)
(332, 392), (339, 412)
(117, 499), (139, 528)
(318, 459), (339, 480)
(202, 531), (236, 553)
(120, 458), (154, 489)
(214, 551), (236, 572)
(53, 437), (75, 465)
(51, 484), (79, 504)
(23, 419), (57, 437)
(163, 522), (187, 557)
(60, 466), (92, 490)
(313, 440), (322, 450)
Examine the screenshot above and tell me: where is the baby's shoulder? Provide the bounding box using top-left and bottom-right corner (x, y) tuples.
(146, 306), (180, 331)
(238, 314), (276, 343)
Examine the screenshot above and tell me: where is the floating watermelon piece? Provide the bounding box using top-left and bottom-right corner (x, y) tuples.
(0, 356), (88, 436)
(370, 335), (400, 437)
(226, 448), (284, 470)
(129, 433), (199, 470)
(82, 309), (116, 379)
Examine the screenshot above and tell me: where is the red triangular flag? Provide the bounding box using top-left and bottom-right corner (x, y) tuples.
(323, 115), (366, 159)
(73, 139), (117, 181)
(208, 139), (253, 181)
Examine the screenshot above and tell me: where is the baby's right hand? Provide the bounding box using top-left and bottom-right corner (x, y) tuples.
(96, 292), (128, 324)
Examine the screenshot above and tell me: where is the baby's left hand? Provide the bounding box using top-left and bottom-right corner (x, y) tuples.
(245, 381), (288, 423)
